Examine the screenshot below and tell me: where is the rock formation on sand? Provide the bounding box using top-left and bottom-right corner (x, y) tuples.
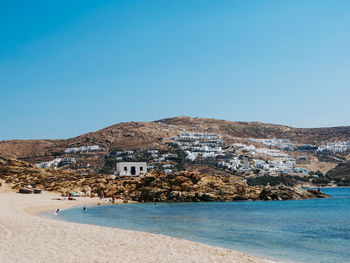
(0, 158), (329, 201)
(121, 170), (329, 202)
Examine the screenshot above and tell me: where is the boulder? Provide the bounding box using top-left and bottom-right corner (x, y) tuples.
(19, 188), (34, 194)
(33, 188), (42, 194)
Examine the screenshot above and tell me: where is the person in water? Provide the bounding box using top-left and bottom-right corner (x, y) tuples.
(55, 209), (60, 214)
(83, 207), (86, 212)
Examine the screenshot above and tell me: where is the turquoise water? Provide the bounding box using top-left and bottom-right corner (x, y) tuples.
(47, 188), (350, 263)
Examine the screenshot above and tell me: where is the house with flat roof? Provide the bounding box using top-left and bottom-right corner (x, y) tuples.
(115, 162), (147, 176)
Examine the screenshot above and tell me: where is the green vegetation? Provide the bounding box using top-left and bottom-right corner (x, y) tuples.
(309, 170), (324, 177)
(336, 177), (350, 186)
(247, 176), (297, 187)
(172, 145), (186, 171)
(293, 175), (309, 182)
(247, 174), (313, 187)
(327, 175), (350, 186)
(311, 177), (331, 185)
(246, 173), (350, 187)
(100, 157), (116, 174)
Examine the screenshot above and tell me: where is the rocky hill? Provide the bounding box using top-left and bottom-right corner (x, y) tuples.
(0, 158), (329, 201)
(0, 116), (350, 174)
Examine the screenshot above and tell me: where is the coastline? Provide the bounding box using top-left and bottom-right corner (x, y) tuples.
(25, 194), (133, 216)
(0, 190), (272, 263)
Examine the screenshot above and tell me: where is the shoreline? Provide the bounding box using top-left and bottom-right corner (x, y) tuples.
(0, 190), (272, 263)
(25, 195), (135, 216)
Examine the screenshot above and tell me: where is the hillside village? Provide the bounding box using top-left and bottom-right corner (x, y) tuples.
(1, 117), (350, 187)
(28, 129), (350, 187)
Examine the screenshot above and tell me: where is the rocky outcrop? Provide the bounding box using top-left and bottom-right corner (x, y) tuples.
(258, 185), (327, 201)
(0, 158), (330, 201)
(0, 158), (106, 195)
(18, 188), (34, 194)
(123, 170), (329, 202)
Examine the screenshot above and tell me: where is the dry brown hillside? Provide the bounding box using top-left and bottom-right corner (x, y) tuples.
(0, 140), (59, 159)
(0, 116), (350, 171)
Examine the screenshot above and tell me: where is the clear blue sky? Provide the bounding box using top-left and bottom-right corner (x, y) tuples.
(1, 0), (350, 140)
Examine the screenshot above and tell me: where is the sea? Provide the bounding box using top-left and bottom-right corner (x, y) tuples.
(45, 187), (350, 263)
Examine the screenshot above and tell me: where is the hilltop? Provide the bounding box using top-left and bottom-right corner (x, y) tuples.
(2, 116), (350, 158)
(156, 116), (350, 144)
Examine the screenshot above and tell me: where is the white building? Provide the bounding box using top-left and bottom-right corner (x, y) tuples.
(317, 141), (350, 153)
(151, 153), (158, 158)
(164, 169), (173, 174)
(36, 158), (62, 169)
(242, 145), (256, 152)
(65, 145), (100, 153)
(248, 138), (294, 150)
(61, 157), (76, 165)
(115, 162), (147, 176)
(232, 143), (246, 148)
(254, 160), (266, 169)
(202, 152), (216, 158)
(155, 157), (166, 162)
(229, 158), (241, 171)
(185, 151), (198, 161)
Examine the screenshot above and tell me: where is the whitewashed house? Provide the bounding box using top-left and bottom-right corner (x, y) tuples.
(229, 158), (241, 171)
(254, 160), (266, 169)
(151, 153), (158, 158)
(115, 162), (147, 176)
(65, 145), (100, 153)
(61, 157), (76, 165)
(185, 151), (198, 161)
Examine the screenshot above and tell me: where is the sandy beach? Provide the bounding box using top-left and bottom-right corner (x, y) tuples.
(0, 186), (270, 263)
